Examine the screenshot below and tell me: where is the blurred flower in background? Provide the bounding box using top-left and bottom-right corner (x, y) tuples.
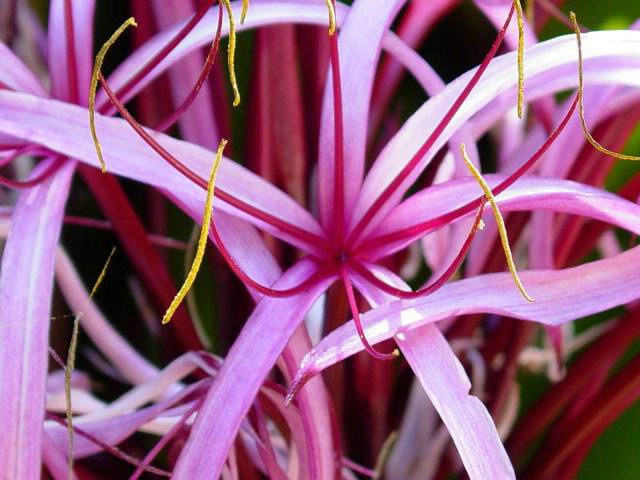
(1, 0), (640, 479)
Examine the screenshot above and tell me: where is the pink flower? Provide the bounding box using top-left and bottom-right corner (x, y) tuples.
(1, 1), (640, 478)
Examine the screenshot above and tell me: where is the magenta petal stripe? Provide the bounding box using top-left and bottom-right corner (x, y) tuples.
(397, 325), (515, 480)
(0, 159), (75, 479)
(173, 259), (333, 479)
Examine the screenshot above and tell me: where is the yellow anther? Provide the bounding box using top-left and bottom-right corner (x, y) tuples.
(514, 0), (525, 119)
(460, 144), (534, 302)
(570, 11), (640, 161)
(162, 139), (227, 325)
(241, 0), (249, 24)
(89, 18), (137, 173)
(325, 0), (337, 36)
(221, 0), (241, 106)
(65, 247), (116, 477)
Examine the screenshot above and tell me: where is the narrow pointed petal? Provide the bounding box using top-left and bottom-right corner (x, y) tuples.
(47, 0), (95, 104)
(352, 30), (640, 238)
(173, 260), (333, 479)
(294, 244), (640, 380)
(317, 0), (407, 226)
(367, 176), (640, 258)
(353, 266), (512, 480)
(45, 384), (202, 458)
(0, 91), (326, 252)
(396, 324), (515, 479)
(101, 1), (349, 108)
(0, 159), (74, 478)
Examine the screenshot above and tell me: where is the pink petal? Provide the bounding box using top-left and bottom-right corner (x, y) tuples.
(47, 0), (95, 104)
(352, 266), (513, 480)
(0, 159), (75, 478)
(396, 324), (515, 479)
(101, 1), (350, 109)
(173, 259), (333, 479)
(0, 91), (325, 253)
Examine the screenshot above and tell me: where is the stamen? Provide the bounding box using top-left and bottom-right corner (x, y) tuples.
(163, 139), (226, 325)
(241, 0), (249, 24)
(65, 247), (116, 476)
(340, 268), (399, 361)
(570, 11), (640, 161)
(515, 0), (525, 119)
(89, 17), (137, 173)
(325, 0), (337, 36)
(460, 143), (534, 302)
(221, 0), (241, 106)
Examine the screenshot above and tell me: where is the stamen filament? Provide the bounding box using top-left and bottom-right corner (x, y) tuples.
(515, 0), (525, 119)
(570, 11), (640, 161)
(325, 0), (337, 36)
(329, 12), (346, 243)
(65, 247), (116, 477)
(155, 2), (224, 133)
(221, 0), (241, 106)
(340, 268), (399, 361)
(350, 198), (487, 299)
(163, 140), (226, 325)
(0, 156), (66, 189)
(89, 17), (138, 173)
(461, 143), (534, 302)
(209, 220), (330, 298)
